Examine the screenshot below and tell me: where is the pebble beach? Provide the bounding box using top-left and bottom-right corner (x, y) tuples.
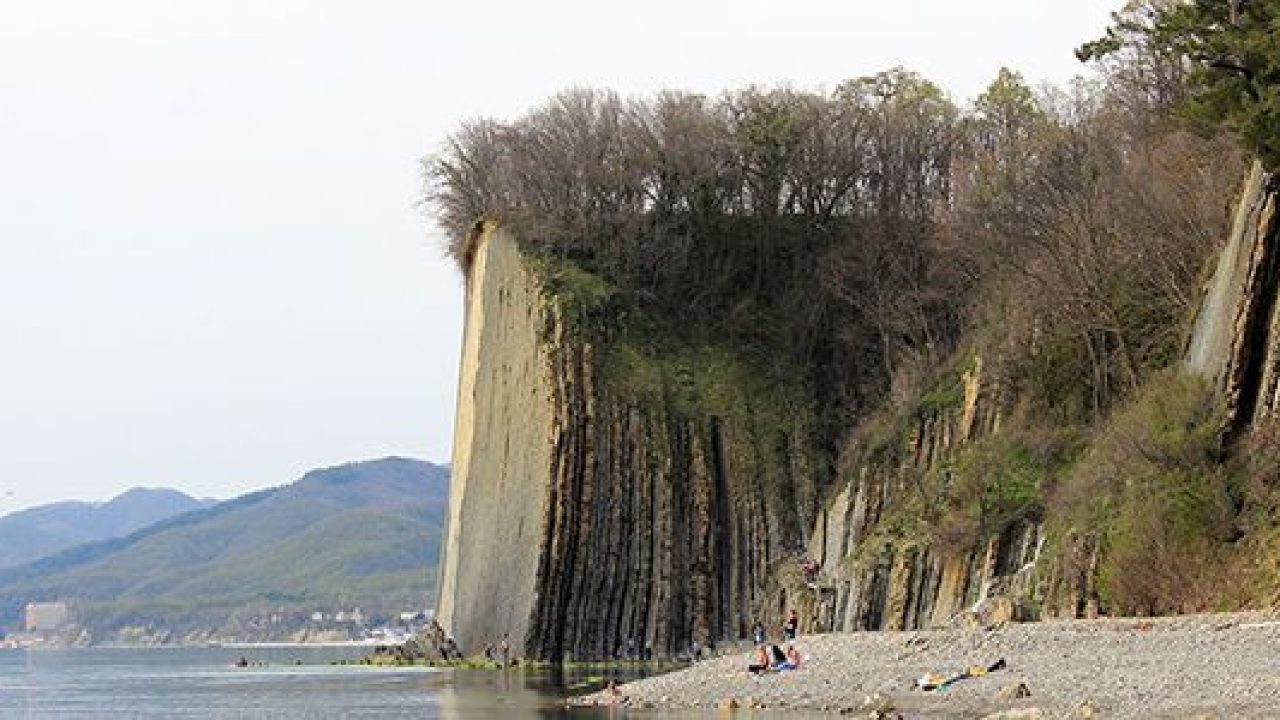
(569, 613), (1280, 718)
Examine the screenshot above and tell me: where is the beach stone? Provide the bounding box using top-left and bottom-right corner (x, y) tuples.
(716, 697), (739, 712)
(979, 596), (1017, 628)
(996, 682), (1032, 700)
(980, 709), (1044, 720)
(1074, 699), (1101, 718)
(858, 693), (896, 719)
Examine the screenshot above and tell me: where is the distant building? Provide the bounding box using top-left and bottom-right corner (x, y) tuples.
(24, 602), (69, 632)
(334, 608), (364, 624)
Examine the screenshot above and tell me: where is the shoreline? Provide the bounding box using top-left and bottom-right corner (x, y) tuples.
(570, 612), (1280, 718)
(215, 640), (395, 649)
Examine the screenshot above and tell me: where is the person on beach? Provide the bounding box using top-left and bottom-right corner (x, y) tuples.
(748, 644), (770, 674)
(752, 620), (765, 645)
(785, 642), (802, 669)
(499, 633), (511, 666)
(783, 609), (798, 641)
(769, 643), (794, 670)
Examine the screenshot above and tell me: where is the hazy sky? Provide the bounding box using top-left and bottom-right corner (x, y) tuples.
(0, 0), (1119, 513)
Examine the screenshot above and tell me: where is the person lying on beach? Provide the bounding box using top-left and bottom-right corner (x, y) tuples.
(915, 657), (1006, 691)
(770, 643), (798, 670)
(748, 644), (770, 674)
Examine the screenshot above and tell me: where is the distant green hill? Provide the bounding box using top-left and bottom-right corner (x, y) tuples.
(0, 488), (214, 570)
(0, 458), (448, 642)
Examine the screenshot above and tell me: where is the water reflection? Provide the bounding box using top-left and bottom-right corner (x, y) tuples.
(435, 664), (671, 719)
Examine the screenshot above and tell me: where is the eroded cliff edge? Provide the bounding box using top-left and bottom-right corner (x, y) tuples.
(436, 224), (554, 655)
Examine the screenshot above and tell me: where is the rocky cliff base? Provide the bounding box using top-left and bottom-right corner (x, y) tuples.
(572, 612), (1280, 718)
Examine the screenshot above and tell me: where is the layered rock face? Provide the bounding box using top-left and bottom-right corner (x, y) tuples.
(1185, 160), (1280, 435)
(788, 359), (1050, 637)
(438, 226), (824, 660)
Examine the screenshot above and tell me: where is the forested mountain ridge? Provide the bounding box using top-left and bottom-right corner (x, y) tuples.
(0, 458), (448, 643)
(430, 0), (1280, 660)
(0, 488), (214, 570)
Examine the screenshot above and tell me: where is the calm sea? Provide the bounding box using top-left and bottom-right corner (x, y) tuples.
(0, 646), (659, 719)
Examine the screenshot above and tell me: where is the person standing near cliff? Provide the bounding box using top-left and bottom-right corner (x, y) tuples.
(783, 609), (798, 641)
(752, 620), (766, 645)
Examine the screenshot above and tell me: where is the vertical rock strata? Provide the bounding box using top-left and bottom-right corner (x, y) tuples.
(1185, 160), (1280, 434)
(798, 359), (1047, 635)
(438, 226), (822, 660)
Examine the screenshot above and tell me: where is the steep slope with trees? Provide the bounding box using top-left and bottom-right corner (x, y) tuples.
(430, 0), (1280, 660)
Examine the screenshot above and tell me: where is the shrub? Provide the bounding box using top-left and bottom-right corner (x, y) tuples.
(1052, 373), (1239, 614)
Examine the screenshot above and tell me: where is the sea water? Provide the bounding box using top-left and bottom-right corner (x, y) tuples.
(0, 646), (656, 719)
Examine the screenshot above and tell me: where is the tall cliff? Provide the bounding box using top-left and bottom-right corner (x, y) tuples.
(437, 165), (1280, 658)
(438, 225), (827, 660)
(1185, 160), (1280, 435)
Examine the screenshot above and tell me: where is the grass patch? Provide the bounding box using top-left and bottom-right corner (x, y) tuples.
(1044, 373), (1241, 615)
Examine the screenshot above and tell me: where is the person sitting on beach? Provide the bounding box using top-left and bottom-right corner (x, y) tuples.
(748, 644), (770, 674)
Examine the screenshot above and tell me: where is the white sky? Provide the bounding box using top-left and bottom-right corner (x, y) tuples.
(0, 0), (1120, 512)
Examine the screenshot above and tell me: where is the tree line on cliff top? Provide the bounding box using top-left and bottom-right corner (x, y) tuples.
(426, 0), (1273, 436)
